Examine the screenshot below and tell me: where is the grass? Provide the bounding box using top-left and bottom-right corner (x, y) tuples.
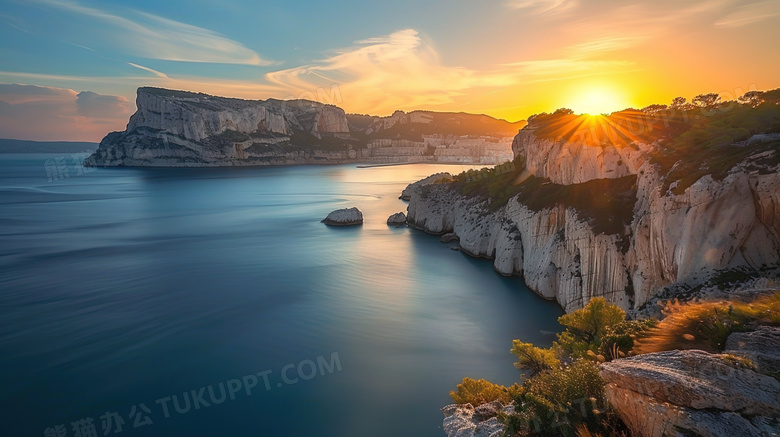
(634, 292), (780, 354)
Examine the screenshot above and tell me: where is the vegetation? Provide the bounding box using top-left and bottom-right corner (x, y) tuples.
(451, 298), (645, 436)
(510, 341), (560, 376)
(523, 89), (780, 195)
(450, 378), (522, 405)
(634, 293), (780, 354)
(450, 293), (780, 435)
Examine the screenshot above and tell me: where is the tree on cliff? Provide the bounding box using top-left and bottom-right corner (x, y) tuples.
(692, 93), (721, 108)
(557, 297), (624, 345)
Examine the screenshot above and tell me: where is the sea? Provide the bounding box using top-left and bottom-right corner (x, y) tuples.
(0, 154), (563, 436)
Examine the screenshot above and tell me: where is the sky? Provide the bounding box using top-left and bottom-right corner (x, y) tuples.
(0, 0), (779, 141)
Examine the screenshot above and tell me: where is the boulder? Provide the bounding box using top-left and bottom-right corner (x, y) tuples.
(600, 349), (780, 437)
(441, 403), (511, 437)
(725, 326), (780, 373)
(322, 207), (363, 226)
(387, 212), (407, 226)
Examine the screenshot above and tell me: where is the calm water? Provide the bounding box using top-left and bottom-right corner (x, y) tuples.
(0, 154), (563, 436)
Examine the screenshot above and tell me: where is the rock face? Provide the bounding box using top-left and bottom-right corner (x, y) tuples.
(400, 172), (451, 200)
(407, 183), (634, 311)
(725, 326), (780, 373)
(512, 129), (651, 185)
(407, 127), (780, 311)
(600, 349), (780, 437)
(387, 212), (407, 226)
(85, 88), (357, 167)
(441, 403), (511, 437)
(322, 207), (363, 226)
(85, 88), (523, 167)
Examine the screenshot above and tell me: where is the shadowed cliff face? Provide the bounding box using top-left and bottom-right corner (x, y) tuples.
(85, 87), (524, 168)
(407, 105), (780, 311)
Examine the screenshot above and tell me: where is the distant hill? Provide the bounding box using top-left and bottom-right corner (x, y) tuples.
(0, 139), (98, 153)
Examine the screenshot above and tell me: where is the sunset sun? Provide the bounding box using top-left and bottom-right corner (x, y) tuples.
(568, 86), (630, 115)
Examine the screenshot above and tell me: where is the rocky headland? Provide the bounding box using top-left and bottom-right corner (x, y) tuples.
(84, 87), (524, 167)
(405, 106), (780, 313)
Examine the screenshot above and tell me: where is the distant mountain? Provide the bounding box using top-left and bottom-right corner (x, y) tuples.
(85, 87), (525, 167)
(0, 139), (98, 153)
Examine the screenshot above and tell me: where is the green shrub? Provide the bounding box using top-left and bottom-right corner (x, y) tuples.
(511, 341), (561, 376)
(505, 360), (608, 436)
(450, 378), (522, 405)
(558, 298), (625, 346)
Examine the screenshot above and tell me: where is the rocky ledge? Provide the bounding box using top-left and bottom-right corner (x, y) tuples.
(322, 207), (363, 226)
(441, 401), (513, 437)
(399, 172), (451, 200)
(600, 347), (780, 437)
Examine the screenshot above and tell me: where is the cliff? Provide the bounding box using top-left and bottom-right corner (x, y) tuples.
(407, 106), (780, 311)
(85, 88), (523, 167)
(85, 87), (357, 167)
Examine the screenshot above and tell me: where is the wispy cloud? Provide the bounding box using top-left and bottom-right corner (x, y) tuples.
(33, 0), (273, 65)
(127, 63), (168, 78)
(505, 0), (578, 16)
(504, 58), (637, 82)
(567, 35), (649, 54)
(715, 1), (780, 27)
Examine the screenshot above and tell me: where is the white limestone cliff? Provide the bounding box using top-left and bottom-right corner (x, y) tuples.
(85, 88), (353, 167)
(511, 129), (653, 185)
(408, 129), (780, 311)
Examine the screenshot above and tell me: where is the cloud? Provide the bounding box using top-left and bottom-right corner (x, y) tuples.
(567, 35), (650, 54)
(0, 84), (133, 141)
(504, 58), (637, 82)
(266, 29), (520, 114)
(715, 1), (780, 27)
(75, 91), (131, 118)
(33, 0), (272, 65)
(127, 63), (168, 78)
(505, 0), (578, 16)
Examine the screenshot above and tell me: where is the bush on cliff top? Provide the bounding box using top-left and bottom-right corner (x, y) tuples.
(450, 378), (522, 405)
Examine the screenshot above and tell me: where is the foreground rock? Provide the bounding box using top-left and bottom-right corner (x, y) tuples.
(725, 326), (780, 373)
(387, 212), (407, 226)
(400, 172), (451, 200)
(600, 349), (780, 437)
(441, 402), (511, 437)
(322, 207), (363, 226)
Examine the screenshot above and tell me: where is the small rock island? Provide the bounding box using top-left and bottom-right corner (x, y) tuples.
(322, 207), (364, 226)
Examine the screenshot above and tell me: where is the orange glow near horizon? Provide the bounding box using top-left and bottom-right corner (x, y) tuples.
(565, 85), (633, 116)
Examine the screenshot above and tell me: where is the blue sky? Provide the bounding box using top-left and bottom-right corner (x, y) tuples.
(1, 0), (779, 140)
